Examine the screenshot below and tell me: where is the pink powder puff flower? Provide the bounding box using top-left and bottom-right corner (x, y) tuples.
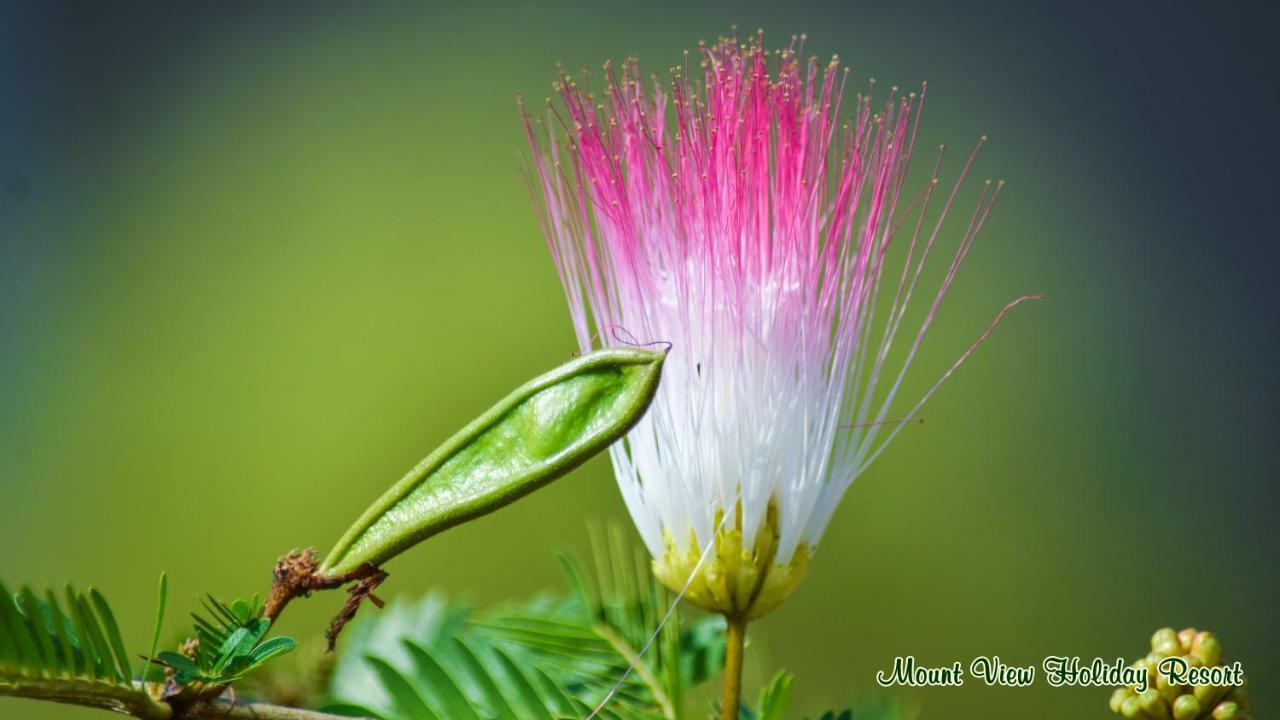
(522, 32), (1036, 619)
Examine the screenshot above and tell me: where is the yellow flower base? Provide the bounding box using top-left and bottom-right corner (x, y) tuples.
(652, 501), (810, 619)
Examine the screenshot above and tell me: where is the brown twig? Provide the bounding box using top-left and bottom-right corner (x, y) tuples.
(179, 549), (387, 715)
(261, 548), (386, 640)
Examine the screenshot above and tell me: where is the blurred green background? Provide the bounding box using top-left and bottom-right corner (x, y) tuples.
(2, 2), (1276, 718)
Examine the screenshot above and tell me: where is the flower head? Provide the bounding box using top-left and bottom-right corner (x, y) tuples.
(523, 32), (1033, 618)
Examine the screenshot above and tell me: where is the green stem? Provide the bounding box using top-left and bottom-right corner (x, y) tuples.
(189, 700), (365, 719)
(721, 615), (747, 720)
(0, 679), (369, 720)
(0, 678), (171, 719)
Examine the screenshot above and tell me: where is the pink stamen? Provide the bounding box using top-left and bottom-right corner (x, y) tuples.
(522, 32), (1035, 569)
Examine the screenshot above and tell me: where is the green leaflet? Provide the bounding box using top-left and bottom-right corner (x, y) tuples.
(0, 581), (135, 687)
(319, 348), (665, 577)
(754, 670), (793, 720)
(143, 573), (166, 683)
(155, 593), (296, 686)
(0, 581), (168, 720)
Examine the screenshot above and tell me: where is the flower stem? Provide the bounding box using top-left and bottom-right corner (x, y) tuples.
(720, 615), (748, 720)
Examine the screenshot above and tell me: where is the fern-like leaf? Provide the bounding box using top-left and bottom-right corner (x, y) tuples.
(0, 579), (170, 719)
(738, 682), (912, 720)
(0, 580), (133, 685)
(325, 525), (726, 720)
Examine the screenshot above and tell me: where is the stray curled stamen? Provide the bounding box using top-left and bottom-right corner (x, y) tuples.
(572, 323), (673, 356)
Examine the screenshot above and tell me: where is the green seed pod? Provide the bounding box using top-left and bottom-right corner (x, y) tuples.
(1192, 632), (1223, 667)
(1172, 695), (1201, 720)
(1212, 701), (1239, 720)
(1152, 628), (1181, 655)
(318, 348), (666, 577)
(1112, 688), (1133, 712)
(1139, 688), (1170, 719)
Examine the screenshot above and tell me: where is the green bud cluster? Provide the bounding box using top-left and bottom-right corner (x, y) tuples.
(1108, 628), (1250, 720)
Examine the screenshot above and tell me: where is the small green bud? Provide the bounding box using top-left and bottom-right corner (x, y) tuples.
(1177, 628), (1197, 653)
(1113, 627), (1236, 719)
(1152, 628), (1181, 656)
(1212, 701), (1239, 720)
(1194, 683), (1227, 708)
(1130, 658), (1154, 693)
(1121, 695), (1148, 719)
(1172, 695), (1201, 720)
(1139, 689), (1170, 719)
(1192, 632), (1223, 667)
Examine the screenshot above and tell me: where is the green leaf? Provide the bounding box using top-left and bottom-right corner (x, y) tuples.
(17, 589), (56, 677)
(205, 595), (245, 630)
(320, 703), (385, 719)
(156, 651), (199, 676)
(532, 666), (578, 717)
(65, 586), (108, 681)
(328, 525), (720, 720)
(449, 636), (518, 720)
(366, 655), (439, 720)
(89, 588), (132, 682)
(1, 578), (166, 718)
(44, 590), (83, 677)
(756, 670), (793, 720)
(0, 594), (14, 667)
(680, 616), (727, 688)
(155, 593), (295, 686)
(248, 636), (297, 665)
(230, 599), (253, 624)
(319, 348), (666, 577)
(0, 580), (41, 670)
(556, 553), (600, 620)
(144, 572), (167, 682)
(489, 646), (554, 720)
(211, 618), (270, 675)
(402, 640), (480, 720)
(818, 697), (912, 720)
